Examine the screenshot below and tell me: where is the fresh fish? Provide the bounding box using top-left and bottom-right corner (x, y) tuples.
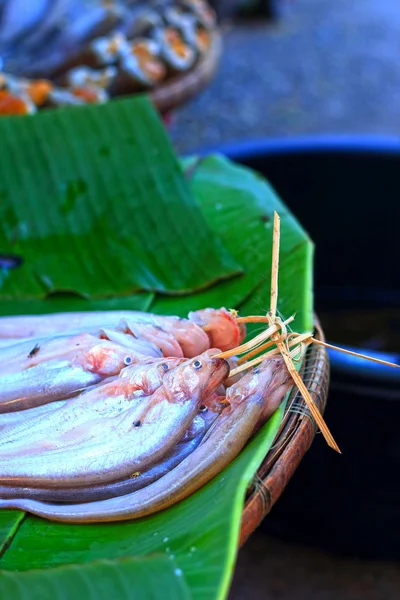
(117, 319), (183, 358)
(0, 399), (66, 430)
(0, 338), (28, 348)
(0, 357), (183, 449)
(0, 330), (161, 377)
(0, 350), (229, 487)
(0, 336), (160, 412)
(0, 308), (245, 357)
(0, 309), (214, 357)
(0, 391), (225, 502)
(0, 357), (290, 522)
(0, 426), (203, 502)
(189, 307), (246, 351)
(0, 361), (102, 413)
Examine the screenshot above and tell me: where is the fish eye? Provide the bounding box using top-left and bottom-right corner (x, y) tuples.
(193, 360), (202, 370)
(124, 356), (132, 366)
(253, 367), (260, 374)
(162, 363), (169, 372)
(199, 404), (208, 412)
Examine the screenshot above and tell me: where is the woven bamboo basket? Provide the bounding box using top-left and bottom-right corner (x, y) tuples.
(240, 317), (329, 545)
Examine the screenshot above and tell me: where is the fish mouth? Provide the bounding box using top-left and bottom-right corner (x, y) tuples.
(206, 357), (230, 390)
(210, 356), (229, 370)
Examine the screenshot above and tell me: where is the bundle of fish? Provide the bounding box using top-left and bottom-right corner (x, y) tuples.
(0, 307), (292, 523)
(0, 0), (217, 115)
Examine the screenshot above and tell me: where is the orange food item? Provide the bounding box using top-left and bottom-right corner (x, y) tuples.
(72, 87), (99, 103)
(132, 42), (166, 81)
(0, 90), (30, 115)
(26, 80), (53, 106)
(166, 29), (190, 59)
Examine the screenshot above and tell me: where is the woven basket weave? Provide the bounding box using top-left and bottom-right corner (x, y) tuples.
(240, 318), (329, 545)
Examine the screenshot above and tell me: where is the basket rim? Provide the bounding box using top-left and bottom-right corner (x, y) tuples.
(239, 315), (329, 546)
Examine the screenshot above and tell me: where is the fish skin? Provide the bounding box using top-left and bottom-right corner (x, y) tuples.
(0, 399), (66, 429)
(0, 350), (229, 488)
(0, 401), (223, 503)
(189, 307), (246, 351)
(0, 357), (290, 522)
(0, 326), (164, 413)
(0, 431), (203, 502)
(0, 331), (161, 377)
(0, 338), (31, 348)
(0, 307), (246, 359)
(0, 361), (102, 414)
(0, 310), (192, 339)
(118, 319), (184, 358)
(0, 357), (183, 451)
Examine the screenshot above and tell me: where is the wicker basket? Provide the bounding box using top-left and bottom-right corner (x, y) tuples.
(240, 318), (329, 545)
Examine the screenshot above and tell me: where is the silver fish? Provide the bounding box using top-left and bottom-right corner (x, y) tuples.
(0, 357), (290, 522)
(0, 392), (225, 502)
(0, 357), (183, 450)
(0, 336), (160, 412)
(0, 350), (229, 488)
(0, 399), (66, 429)
(0, 309), (213, 357)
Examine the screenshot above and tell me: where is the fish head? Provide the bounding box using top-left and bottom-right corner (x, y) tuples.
(257, 356), (293, 411)
(119, 357), (185, 396)
(163, 349), (229, 403)
(122, 321), (184, 358)
(251, 357), (294, 432)
(227, 356), (292, 409)
(188, 308), (246, 352)
(198, 390), (230, 428)
(76, 341), (134, 377)
(154, 316), (210, 358)
(101, 325), (163, 358)
(154, 357), (186, 378)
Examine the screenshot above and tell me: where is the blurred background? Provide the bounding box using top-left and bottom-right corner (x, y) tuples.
(170, 0), (400, 153)
(1, 1), (399, 598)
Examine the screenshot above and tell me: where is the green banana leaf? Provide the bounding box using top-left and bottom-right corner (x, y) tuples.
(153, 155), (310, 333)
(0, 98), (313, 600)
(0, 96), (241, 300)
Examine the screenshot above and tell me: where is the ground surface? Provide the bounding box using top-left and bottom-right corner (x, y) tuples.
(229, 533), (400, 600)
(171, 0), (400, 597)
(170, 0), (400, 154)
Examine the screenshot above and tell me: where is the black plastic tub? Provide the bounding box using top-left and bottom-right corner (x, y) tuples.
(203, 136), (400, 559)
